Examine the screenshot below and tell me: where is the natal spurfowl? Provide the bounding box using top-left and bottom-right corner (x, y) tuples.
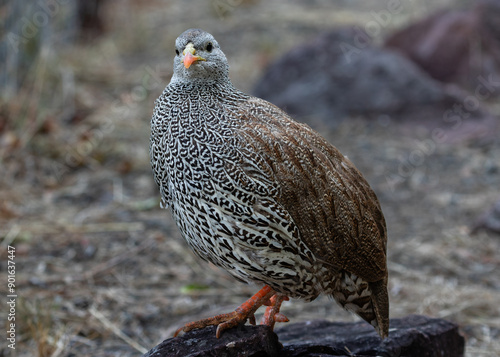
(150, 28), (389, 339)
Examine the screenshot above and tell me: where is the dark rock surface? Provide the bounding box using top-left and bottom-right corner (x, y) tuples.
(252, 26), (498, 143)
(471, 198), (500, 234)
(253, 27), (460, 128)
(384, 0), (500, 93)
(143, 315), (465, 357)
(143, 324), (281, 357)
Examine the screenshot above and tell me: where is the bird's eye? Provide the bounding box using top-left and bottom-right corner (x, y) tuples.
(206, 42), (213, 52)
(175, 49), (179, 55)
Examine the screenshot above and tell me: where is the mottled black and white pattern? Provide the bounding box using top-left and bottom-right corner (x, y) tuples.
(150, 29), (389, 337)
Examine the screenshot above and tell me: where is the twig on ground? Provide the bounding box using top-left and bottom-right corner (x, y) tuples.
(89, 306), (148, 354)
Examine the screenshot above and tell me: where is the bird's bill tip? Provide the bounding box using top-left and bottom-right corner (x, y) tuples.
(183, 52), (205, 68)
(181, 44), (205, 68)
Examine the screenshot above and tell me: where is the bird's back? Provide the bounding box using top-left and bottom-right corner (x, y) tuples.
(233, 97), (388, 283)
(231, 97), (389, 336)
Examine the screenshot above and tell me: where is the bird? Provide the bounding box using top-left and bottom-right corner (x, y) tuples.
(150, 28), (389, 339)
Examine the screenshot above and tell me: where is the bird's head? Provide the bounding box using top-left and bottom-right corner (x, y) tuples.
(172, 29), (230, 83)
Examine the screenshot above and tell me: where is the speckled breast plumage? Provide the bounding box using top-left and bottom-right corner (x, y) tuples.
(150, 82), (323, 298)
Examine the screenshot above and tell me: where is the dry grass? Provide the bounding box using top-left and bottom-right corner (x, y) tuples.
(1, 0), (499, 356)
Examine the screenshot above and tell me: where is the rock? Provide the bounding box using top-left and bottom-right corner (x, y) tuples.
(278, 315), (464, 357)
(143, 324), (281, 357)
(143, 315), (465, 357)
(471, 198), (500, 234)
(384, 0), (500, 94)
(253, 26), (499, 143)
(253, 27), (457, 128)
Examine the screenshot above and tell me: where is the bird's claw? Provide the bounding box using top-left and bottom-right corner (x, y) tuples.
(173, 285), (277, 338)
(261, 295), (290, 329)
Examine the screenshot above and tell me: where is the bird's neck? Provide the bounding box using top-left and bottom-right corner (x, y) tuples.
(168, 77), (240, 98)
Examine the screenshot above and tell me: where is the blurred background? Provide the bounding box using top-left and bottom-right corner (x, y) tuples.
(1, 0), (499, 356)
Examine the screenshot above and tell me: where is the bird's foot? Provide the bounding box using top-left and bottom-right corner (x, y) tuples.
(261, 295), (290, 329)
(174, 285), (276, 338)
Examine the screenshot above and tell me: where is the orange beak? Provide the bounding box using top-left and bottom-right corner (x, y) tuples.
(182, 43), (205, 68)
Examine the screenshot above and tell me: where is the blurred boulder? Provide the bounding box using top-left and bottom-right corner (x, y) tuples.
(143, 315), (465, 357)
(253, 27), (498, 143)
(254, 27), (461, 127)
(471, 198), (500, 234)
(384, 0), (500, 95)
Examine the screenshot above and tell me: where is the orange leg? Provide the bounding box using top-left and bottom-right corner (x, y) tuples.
(174, 285), (277, 338)
(261, 295), (290, 330)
